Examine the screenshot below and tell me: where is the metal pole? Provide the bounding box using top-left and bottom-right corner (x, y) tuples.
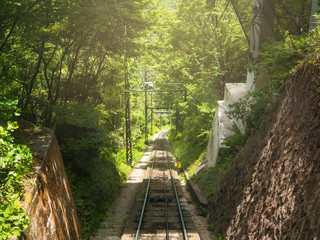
(144, 68), (148, 144)
(310, 0), (320, 31)
(124, 25), (132, 165)
(175, 109), (178, 136)
(145, 88), (148, 144)
(151, 93), (153, 135)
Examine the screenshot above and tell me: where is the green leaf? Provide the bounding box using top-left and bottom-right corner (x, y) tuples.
(12, 229), (21, 237)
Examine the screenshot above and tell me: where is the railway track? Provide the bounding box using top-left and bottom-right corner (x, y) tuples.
(121, 131), (200, 240)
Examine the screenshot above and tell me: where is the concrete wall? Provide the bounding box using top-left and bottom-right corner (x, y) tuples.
(14, 122), (81, 240)
(310, 0), (320, 30)
(205, 0), (277, 166)
(247, 0), (275, 90)
(205, 101), (233, 167)
(209, 62), (320, 239)
(206, 84), (246, 166)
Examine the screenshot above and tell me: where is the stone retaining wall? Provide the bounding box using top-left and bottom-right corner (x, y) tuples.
(14, 122), (81, 240)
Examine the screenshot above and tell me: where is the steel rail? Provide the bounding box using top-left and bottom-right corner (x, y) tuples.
(135, 132), (163, 240)
(166, 136), (189, 240)
(163, 149), (169, 240)
(135, 131), (188, 240)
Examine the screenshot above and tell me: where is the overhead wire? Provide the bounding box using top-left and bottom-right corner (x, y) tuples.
(230, 0), (250, 44)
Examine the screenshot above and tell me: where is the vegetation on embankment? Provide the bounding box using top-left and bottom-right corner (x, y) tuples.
(166, 0), (251, 183)
(54, 103), (150, 238)
(208, 18), (320, 239)
(1, 0), (317, 239)
(0, 97), (33, 239)
(170, 3), (318, 238)
(0, 0), (149, 237)
(168, 131), (205, 172)
(209, 60), (320, 239)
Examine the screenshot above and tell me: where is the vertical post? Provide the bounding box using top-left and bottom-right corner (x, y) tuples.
(246, 0), (275, 91)
(151, 93), (153, 135)
(140, 69), (153, 144)
(124, 25), (133, 165)
(175, 109), (179, 136)
(145, 87), (148, 144)
(310, 0), (320, 31)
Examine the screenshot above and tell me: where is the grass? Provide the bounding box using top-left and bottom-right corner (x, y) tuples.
(168, 131), (205, 170)
(192, 130), (247, 198)
(116, 126), (172, 182)
(192, 148), (238, 198)
(168, 126), (247, 200)
(115, 136), (148, 181)
(67, 135), (149, 239)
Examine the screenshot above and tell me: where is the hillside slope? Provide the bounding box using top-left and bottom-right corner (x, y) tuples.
(209, 61), (320, 239)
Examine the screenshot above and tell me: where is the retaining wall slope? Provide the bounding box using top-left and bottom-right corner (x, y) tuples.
(209, 62), (320, 239)
(14, 121), (81, 240)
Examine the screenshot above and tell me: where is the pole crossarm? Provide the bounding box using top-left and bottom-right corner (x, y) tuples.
(148, 107), (173, 110)
(154, 111), (171, 114)
(125, 86), (187, 144)
(130, 89), (186, 93)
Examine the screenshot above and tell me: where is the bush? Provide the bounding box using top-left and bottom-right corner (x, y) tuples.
(192, 130), (247, 198)
(53, 103), (122, 238)
(168, 129), (205, 169)
(226, 86), (277, 135)
(0, 95), (32, 239)
(228, 25), (320, 136)
(53, 103), (149, 238)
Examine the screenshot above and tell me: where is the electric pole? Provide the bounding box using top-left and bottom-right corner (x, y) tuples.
(140, 69), (153, 144)
(124, 25), (132, 165)
(145, 83), (148, 144)
(151, 93), (153, 135)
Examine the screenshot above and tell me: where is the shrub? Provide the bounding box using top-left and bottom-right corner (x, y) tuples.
(0, 95), (33, 239)
(53, 103), (122, 238)
(226, 87), (277, 135)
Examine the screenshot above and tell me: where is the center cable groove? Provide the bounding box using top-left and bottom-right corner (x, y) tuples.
(135, 131), (188, 240)
(166, 136), (188, 240)
(163, 144), (169, 240)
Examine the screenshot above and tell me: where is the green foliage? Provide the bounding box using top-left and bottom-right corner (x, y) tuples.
(0, 0), (147, 126)
(53, 102), (148, 238)
(259, 37), (304, 89)
(224, 214), (231, 222)
(169, 125), (247, 199)
(0, 1), (150, 234)
(0, 196), (30, 240)
(209, 223), (216, 232)
(115, 136), (147, 180)
(231, 21), (320, 136)
(53, 103), (121, 238)
(227, 86), (277, 135)
(196, 205), (208, 216)
(305, 18), (320, 60)
(187, 151), (207, 177)
(138, 0), (249, 147)
(192, 131), (246, 198)
(0, 96), (20, 121)
(224, 127), (248, 151)
(0, 96), (32, 239)
(168, 129), (205, 169)
(273, 0), (312, 37)
(181, 100), (215, 147)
